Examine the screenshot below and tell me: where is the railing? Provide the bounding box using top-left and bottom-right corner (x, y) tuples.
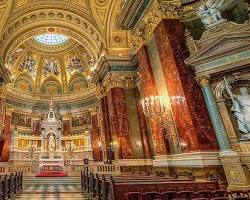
(0, 163), (34, 176)
(83, 164), (121, 174)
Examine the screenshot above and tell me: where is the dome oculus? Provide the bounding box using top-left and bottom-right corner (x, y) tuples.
(34, 34), (69, 46)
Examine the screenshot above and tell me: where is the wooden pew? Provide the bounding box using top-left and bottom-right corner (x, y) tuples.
(108, 176), (219, 200)
(95, 174), (195, 200)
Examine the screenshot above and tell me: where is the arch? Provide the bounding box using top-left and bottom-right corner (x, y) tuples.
(14, 72), (34, 94)
(0, 8), (105, 63)
(40, 76), (62, 96)
(68, 73), (88, 93)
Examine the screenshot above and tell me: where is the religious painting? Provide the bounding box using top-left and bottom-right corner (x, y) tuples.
(41, 83), (62, 96)
(19, 52), (36, 76)
(8, 48), (23, 68)
(14, 78), (33, 94)
(69, 79), (87, 93)
(71, 112), (91, 127)
(43, 58), (60, 77)
(12, 112), (32, 127)
(66, 54), (84, 73)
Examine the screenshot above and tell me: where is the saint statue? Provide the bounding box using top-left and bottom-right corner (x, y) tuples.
(48, 134), (55, 150)
(224, 78), (250, 138)
(197, 0), (225, 27)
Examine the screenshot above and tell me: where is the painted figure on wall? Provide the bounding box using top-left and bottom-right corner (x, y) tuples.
(12, 112), (32, 127)
(43, 58), (60, 77)
(71, 112), (91, 127)
(224, 78), (250, 138)
(66, 54), (84, 73)
(8, 48), (23, 68)
(19, 53), (36, 76)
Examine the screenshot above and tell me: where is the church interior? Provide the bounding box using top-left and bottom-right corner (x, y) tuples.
(0, 0), (250, 199)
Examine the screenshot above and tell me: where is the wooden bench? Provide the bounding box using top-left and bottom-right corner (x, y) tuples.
(0, 171), (23, 200)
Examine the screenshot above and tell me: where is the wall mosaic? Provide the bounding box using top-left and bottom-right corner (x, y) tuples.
(12, 112), (32, 127)
(40, 82), (62, 96)
(19, 52), (37, 77)
(69, 77), (88, 93)
(14, 77), (33, 94)
(43, 58), (60, 77)
(66, 54), (85, 74)
(71, 112), (91, 127)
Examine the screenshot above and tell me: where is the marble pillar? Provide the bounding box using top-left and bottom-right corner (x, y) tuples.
(199, 78), (250, 190)
(137, 46), (169, 155)
(199, 79), (231, 150)
(2, 110), (11, 162)
(153, 19), (218, 152)
(91, 113), (102, 161)
(98, 97), (112, 160)
(106, 88), (133, 159)
(135, 89), (152, 159)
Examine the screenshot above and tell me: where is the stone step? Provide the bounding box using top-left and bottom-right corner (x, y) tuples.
(23, 177), (81, 185)
(16, 193), (89, 200)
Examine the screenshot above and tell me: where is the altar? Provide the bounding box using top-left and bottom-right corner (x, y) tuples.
(37, 100), (66, 176)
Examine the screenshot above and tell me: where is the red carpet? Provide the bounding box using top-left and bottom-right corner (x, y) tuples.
(36, 171), (68, 177)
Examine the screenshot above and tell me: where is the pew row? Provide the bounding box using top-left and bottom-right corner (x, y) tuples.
(81, 171), (219, 200)
(0, 171), (23, 200)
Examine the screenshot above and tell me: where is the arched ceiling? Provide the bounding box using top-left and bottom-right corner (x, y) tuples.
(0, 0), (131, 98)
(8, 33), (92, 96)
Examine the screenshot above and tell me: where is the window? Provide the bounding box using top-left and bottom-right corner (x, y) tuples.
(34, 34), (68, 46)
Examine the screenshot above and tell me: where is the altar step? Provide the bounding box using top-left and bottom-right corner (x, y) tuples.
(17, 177), (87, 200)
(23, 176), (81, 185)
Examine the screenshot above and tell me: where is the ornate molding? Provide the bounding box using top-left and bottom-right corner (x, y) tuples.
(96, 74), (137, 99)
(130, 0), (182, 55)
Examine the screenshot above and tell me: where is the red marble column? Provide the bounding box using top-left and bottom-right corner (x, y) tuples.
(33, 120), (41, 136)
(154, 19), (218, 152)
(63, 120), (70, 136)
(135, 89), (152, 159)
(107, 88), (133, 159)
(137, 46), (169, 155)
(91, 114), (102, 161)
(98, 97), (112, 160)
(2, 112), (11, 162)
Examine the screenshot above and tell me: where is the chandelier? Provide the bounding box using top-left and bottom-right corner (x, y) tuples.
(141, 96), (175, 140)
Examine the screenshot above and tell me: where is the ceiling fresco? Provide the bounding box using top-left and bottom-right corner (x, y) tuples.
(7, 34), (92, 96)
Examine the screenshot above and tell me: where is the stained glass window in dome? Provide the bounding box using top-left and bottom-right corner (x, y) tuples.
(34, 34), (68, 45)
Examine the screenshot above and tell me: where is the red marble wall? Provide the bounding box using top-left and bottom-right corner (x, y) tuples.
(91, 114), (102, 161)
(107, 88), (133, 159)
(135, 88), (152, 159)
(2, 114), (11, 162)
(98, 97), (112, 160)
(63, 120), (70, 136)
(33, 120), (41, 136)
(137, 46), (170, 155)
(154, 19), (218, 152)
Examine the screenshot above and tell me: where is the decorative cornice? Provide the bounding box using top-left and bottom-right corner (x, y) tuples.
(96, 74), (138, 99)
(130, 0), (182, 55)
(0, 84), (6, 99)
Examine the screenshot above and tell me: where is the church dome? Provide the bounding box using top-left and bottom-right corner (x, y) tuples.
(6, 29), (95, 100)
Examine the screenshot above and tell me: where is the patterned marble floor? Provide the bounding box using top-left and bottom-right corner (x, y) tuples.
(16, 177), (90, 200)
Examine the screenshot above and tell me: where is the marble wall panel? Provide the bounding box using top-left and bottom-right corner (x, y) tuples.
(107, 88), (133, 159)
(154, 20), (218, 152)
(2, 114), (11, 161)
(91, 114), (102, 161)
(137, 46), (169, 155)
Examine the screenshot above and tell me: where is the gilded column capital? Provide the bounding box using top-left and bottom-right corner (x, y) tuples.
(62, 113), (71, 121)
(90, 108), (97, 116)
(197, 76), (210, 86)
(130, 0), (182, 55)
(5, 108), (13, 116)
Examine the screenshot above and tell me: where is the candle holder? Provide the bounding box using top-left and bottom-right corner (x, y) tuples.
(141, 96), (176, 140)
